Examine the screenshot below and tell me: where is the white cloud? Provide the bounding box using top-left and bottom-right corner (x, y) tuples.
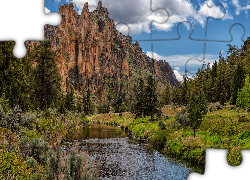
(174, 67), (180, 70)
(174, 70), (183, 82)
(72, 0), (97, 12)
(232, 0), (250, 15)
(45, 7), (51, 14)
(55, 0), (61, 2)
(146, 51), (218, 67)
(69, 0), (229, 35)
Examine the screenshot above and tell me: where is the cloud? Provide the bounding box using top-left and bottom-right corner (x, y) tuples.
(174, 70), (183, 82)
(146, 51), (218, 67)
(174, 67), (180, 70)
(69, 0), (229, 35)
(232, 0), (250, 16)
(45, 7), (51, 14)
(55, 0), (61, 2)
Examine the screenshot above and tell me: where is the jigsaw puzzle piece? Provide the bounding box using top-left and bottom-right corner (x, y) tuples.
(148, 20), (206, 74)
(0, 0), (61, 58)
(189, 0), (226, 42)
(186, 23), (246, 74)
(188, 149), (250, 180)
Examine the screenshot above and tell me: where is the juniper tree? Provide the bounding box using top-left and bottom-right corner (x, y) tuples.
(143, 75), (160, 120)
(0, 41), (32, 111)
(133, 78), (145, 118)
(30, 40), (61, 110)
(187, 94), (203, 137)
(236, 75), (250, 109)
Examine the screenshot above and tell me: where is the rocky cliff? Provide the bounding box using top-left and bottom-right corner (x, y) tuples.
(26, 1), (179, 95)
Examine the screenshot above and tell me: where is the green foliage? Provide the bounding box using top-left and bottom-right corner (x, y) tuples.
(133, 78), (145, 117)
(20, 137), (48, 164)
(187, 94), (203, 137)
(30, 40), (61, 111)
(158, 120), (166, 130)
(161, 84), (171, 106)
(133, 75), (160, 119)
(208, 102), (221, 113)
(236, 75), (250, 109)
(144, 75), (160, 120)
(231, 64), (245, 105)
(0, 149), (34, 179)
(0, 106), (36, 130)
(152, 130), (168, 150)
(175, 106), (190, 128)
(0, 41), (32, 111)
(46, 145), (99, 180)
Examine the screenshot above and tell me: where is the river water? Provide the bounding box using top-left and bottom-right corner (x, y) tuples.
(62, 124), (203, 180)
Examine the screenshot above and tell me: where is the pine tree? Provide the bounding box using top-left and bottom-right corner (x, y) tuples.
(0, 41), (31, 111)
(182, 71), (189, 105)
(143, 75), (160, 120)
(133, 78), (145, 118)
(30, 40), (61, 110)
(236, 75), (250, 109)
(162, 84), (171, 106)
(231, 64), (245, 105)
(187, 94), (203, 137)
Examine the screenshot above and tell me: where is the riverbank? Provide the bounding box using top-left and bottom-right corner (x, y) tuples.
(90, 106), (250, 167)
(0, 108), (98, 179)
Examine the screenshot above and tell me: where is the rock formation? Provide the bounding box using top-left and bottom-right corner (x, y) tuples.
(26, 1), (179, 95)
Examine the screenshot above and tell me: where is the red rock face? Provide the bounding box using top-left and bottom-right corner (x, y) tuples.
(27, 1), (179, 94)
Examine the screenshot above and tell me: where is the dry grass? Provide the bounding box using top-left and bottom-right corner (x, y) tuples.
(162, 107), (178, 116)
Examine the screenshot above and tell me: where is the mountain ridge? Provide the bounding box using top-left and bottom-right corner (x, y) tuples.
(26, 1), (179, 95)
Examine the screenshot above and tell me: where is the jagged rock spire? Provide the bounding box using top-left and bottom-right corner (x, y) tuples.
(97, 1), (102, 9)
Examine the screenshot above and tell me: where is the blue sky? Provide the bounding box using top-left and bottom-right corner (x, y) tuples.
(45, 0), (250, 81)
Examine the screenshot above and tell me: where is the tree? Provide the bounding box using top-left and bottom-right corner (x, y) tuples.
(180, 71), (189, 105)
(30, 40), (61, 110)
(83, 88), (95, 115)
(64, 88), (75, 111)
(231, 64), (245, 105)
(143, 75), (160, 120)
(187, 94), (203, 137)
(0, 41), (32, 111)
(236, 75), (250, 109)
(133, 78), (145, 118)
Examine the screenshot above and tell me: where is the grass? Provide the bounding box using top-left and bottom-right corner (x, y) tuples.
(91, 106), (250, 167)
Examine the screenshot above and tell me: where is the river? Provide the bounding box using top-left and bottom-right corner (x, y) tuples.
(62, 124), (203, 180)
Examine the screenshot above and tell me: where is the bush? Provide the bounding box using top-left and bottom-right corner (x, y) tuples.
(0, 149), (33, 179)
(208, 102), (221, 113)
(158, 120), (166, 130)
(0, 106), (36, 130)
(152, 130), (168, 150)
(175, 106), (189, 128)
(238, 114), (249, 122)
(46, 144), (99, 180)
(20, 137), (48, 164)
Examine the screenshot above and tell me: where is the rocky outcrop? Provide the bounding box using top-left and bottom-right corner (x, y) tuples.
(26, 1), (179, 94)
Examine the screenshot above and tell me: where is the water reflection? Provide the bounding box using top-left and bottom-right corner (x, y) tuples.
(63, 124), (198, 180)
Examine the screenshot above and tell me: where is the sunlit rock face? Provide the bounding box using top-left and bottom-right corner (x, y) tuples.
(26, 1), (179, 94)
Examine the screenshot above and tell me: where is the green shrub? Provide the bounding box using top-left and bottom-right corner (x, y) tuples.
(20, 137), (48, 164)
(208, 102), (221, 113)
(158, 120), (166, 130)
(0, 106), (36, 130)
(46, 144), (99, 180)
(0, 149), (33, 179)
(152, 130), (168, 150)
(238, 130), (250, 140)
(175, 106), (189, 128)
(238, 114), (249, 122)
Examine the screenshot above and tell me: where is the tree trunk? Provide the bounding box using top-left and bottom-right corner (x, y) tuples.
(194, 128), (196, 138)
